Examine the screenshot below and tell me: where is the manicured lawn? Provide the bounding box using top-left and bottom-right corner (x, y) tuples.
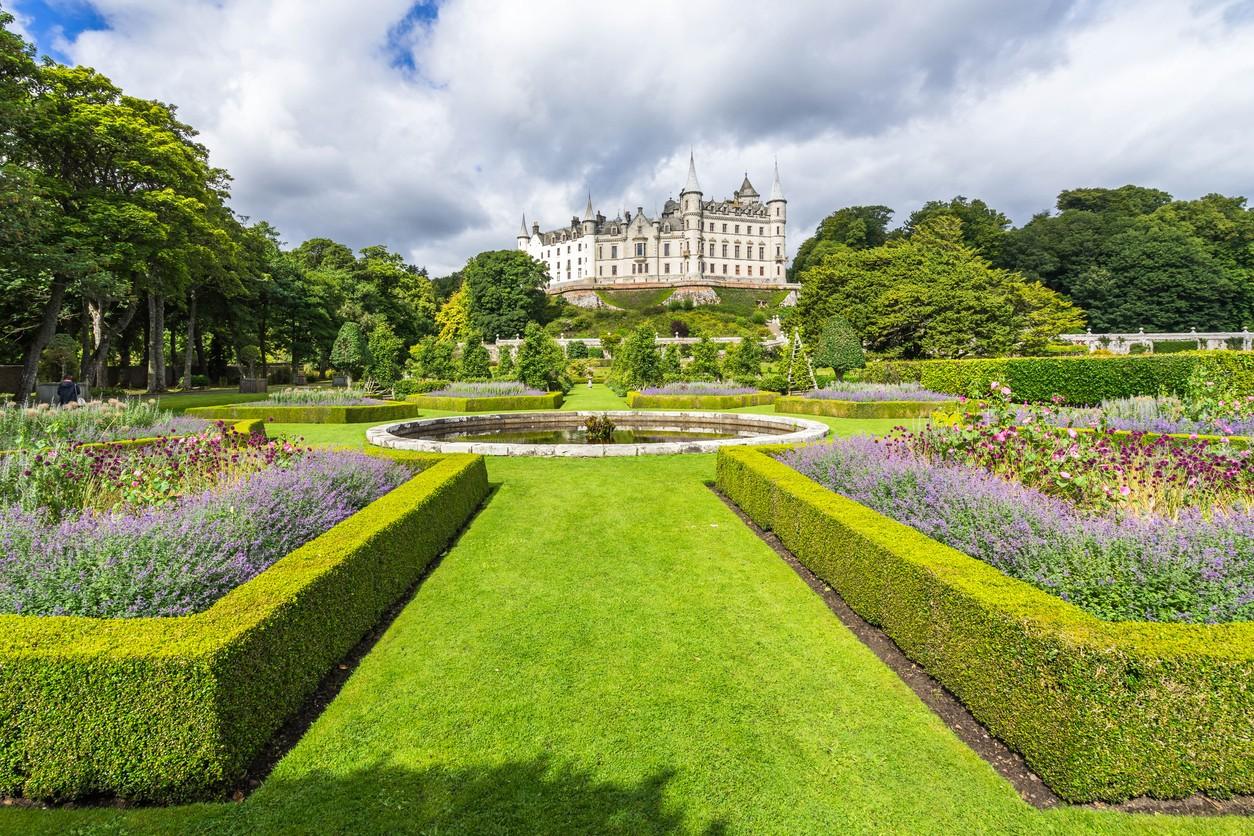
(153, 389), (270, 414)
(3, 455), (1241, 834)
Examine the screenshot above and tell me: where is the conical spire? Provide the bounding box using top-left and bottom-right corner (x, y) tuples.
(518, 213), (529, 237)
(682, 150), (701, 194)
(769, 160), (785, 202)
(583, 192), (595, 221)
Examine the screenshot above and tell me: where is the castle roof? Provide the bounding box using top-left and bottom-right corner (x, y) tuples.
(769, 161), (785, 201)
(682, 151), (701, 194)
(737, 173), (759, 199)
(582, 193), (595, 221)
(518, 213), (529, 237)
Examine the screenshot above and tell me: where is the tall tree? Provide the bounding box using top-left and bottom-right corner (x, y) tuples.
(903, 196), (1010, 262)
(789, 205), (893, 278)
(461, 250), (548, 340)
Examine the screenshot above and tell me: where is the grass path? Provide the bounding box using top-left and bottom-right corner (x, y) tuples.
(4, 455), (1242, 834)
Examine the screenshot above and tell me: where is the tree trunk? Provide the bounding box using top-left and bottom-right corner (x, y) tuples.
(147, 291), (167, 393)
(16, 277), (67, 403)
(258, 307), (269, 381)
(88, 297), (140, 390)
(79, 302), (92, 383)
(181, 290), (197, 389)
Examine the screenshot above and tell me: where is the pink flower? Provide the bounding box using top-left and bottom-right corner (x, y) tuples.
(1119, 485), (1131, 496)
(1059, 471), (1071, 479)
(1067, 428), (1077, 439)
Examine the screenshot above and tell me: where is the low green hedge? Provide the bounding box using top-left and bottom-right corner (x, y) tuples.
(0, 419), (266, 456)
(406, 392), (563, 412)
(716, 446), (1254, 802)
(774, 396), (959, 419)
(0, 452), (489, 802)
(625, 391), (777, 410)
(184, 401), (421, 424)
(859, 351), (1254, 405)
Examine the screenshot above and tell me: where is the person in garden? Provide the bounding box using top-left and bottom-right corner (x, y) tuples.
(55, 375), (81, 406)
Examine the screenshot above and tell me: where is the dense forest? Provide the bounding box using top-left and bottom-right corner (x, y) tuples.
(790, 187), (1254, 341)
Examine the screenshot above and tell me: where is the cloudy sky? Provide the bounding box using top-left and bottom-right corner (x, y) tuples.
(9, 0), (1254, 275)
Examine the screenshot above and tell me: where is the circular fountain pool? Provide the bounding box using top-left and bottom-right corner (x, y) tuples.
(366, 411), (828, 457)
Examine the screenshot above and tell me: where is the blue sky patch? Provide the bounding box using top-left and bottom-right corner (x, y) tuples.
(12, 0), (108, 61)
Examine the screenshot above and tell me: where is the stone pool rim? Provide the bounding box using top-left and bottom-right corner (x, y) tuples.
(366, 410), (830, 457)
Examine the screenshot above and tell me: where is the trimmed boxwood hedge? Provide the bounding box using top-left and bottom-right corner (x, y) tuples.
(625, 391), (777, 409)
(715, 445), (1254, 803)
(774, 395), (959, 419)
(184, 401), (421, 424)
(858, 352), (1254, 405)
(0, 451), (488, 802)
(406, 392), (563, 412)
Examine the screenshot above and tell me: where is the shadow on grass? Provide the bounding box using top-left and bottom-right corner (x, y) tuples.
(240, 757), (726, 835)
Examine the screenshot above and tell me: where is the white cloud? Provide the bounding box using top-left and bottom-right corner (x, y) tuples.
(38, 0), (1254, 273)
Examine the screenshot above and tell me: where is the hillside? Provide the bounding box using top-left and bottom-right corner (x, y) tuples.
(542, 288), (787, 339)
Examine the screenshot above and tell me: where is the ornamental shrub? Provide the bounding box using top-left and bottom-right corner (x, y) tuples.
(365, 322), (403, 387)
(723, 338), (763, 381)
(612, 326), (664, 391)
(660, 344), (682, 381)
(496, 345), (515, 378)
(515, 323), (566, 391)
(329, 322), (371, 385)
(688, 336), (722, 381)
(813, 316), (865, 380)
(459, 331), (492, 380)
(565, 340), (589, 359)
(406, 336), (458, 381)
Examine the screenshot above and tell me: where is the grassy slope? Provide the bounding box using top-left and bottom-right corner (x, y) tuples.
(6, 456), (1237, 834)
(3, 387), (1241, 833)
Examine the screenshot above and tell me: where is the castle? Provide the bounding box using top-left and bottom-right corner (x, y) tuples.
(516, 154), (791, 305)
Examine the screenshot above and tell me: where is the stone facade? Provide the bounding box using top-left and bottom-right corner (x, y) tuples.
(516, 154), (788, 291)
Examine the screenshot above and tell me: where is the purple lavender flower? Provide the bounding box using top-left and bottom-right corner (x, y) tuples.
(640, 382), (758, 396)
(805, 383), (952, 402)
(778, 438), (1254, 624)
(427, 382), (545, 398)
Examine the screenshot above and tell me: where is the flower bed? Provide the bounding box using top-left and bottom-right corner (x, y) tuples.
(0, 398), (211, 450)
(0, 450), (489, 802)
(1034, 394), (1254, 438)
(627, 382), (775, 410)
(265, 387), (384, 406)
(184, 400), (420, 424)
(716, 444), (1254, 802)
(408, 383), (563, 412)
(776, 382), (961, 418)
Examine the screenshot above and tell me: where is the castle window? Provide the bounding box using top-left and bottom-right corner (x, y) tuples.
(663, 243), (670, 256)
(775, 207), (780, 216)
(759, 265), (765, 276)
(776, 226), (781, 234)
(636, 242), (645, 256)
(722, 263), (727, 274)
(664, 262), (670, 274)
(598, 246), (602, 258)
(708, 222), (713, 232)
(776, 265), (781, 275)
(722, 223), (727, 232)
(776, 245), (781, 257)
(611, 245), (618, 258)
(599, 266), (603, 276)
(735, 264), (741, 275)
(612, 265), (617, 276)
(734, 245), (740, 258)
(567, 246), (571, 254)
(735, 224), (740, 234)
(759, 226), (764, 235)
(700, 260), (706, 272)
(721, 243), (728, 257)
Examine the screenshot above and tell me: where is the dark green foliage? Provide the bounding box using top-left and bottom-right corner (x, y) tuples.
(583, 414), (616, 443)
(330, 322), (371, 382)
(185, 402), (420, 423)
(903, 196), (1010, 262)
(459, 332), (491, 380)
(723, 338), (763, 381)
(496, 345), (515, 378)
(758, 373), (789, 394)
(38, 333), (79, 379)
(812, 317), (864, 380)
(0, 450), (488, 802)
(461, 250), (547, 341)
(407, 336), (458, 380)
(611, 326), (664, 391)
(794, 217), (1083, 359)
(716, 446), (1254, 802)
(627, 392), (775, 409)
(774, 396), (960, 419)
(660, 344), (682, 380)
(565, 340), (589, 359)
(790, 205), (894, 278)
(366, 322), (403, 386)
(407, 392), (562, 412)
(687, 336), (722, 381)
(391, 378), (450, 398)
(857, 351), (1254, 404)
(514, 323), (566, 391)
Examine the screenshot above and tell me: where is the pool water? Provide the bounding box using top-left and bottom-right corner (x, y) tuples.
(435, 428), (743, 444)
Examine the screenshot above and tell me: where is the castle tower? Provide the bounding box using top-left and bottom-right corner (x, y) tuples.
(680, 151), (703, 278)
(766, 162), (787, 279)
(581, 193), (597, 236)
(517, 214), (529, 250)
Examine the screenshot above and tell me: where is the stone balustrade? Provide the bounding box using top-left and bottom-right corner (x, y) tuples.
(1057, 329), (1253, 354)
